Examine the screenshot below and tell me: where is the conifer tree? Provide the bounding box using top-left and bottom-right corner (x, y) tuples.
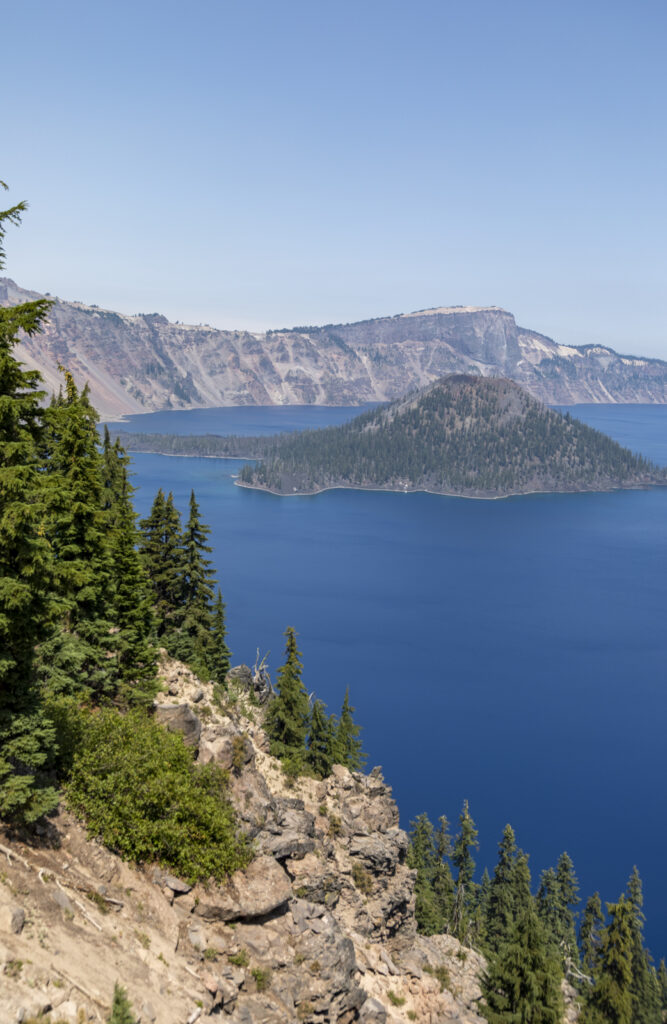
(451, 800), (479, 942)
(480, 890), (563, 1024)
(432, 815), (455, 930)
(625, 867), (662, 1024)
(264, 627), (310, 767)
(408, 813), (442, 935)
(210, 589), (232, 685)
(657, 959), (667, 1015)
(39, 372), (115, 699)
(0, 183), (58, 821)
(170, 489), (217, 671)
(333, 687), (365, 771)
(580, 892), (605, 977)
(586, 897), (634, 1024)
(306, 698), (335, 778)
(140, 489), (186, 638)
(486, 824), (522, 954)
(107, 982), (138, 1024)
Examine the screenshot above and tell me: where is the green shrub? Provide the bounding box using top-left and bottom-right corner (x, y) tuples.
(424, 963), (451, 992)
(66, 709), (250, 883)
(387, 990), (405, 1007)
(351, 861), (373, 895)
(228, 949), (249, 967)
(251, 967), (271, 992)
(108, 982), (138, 1023)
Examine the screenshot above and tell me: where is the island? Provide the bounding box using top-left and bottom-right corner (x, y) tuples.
(112, 375), (665, 499)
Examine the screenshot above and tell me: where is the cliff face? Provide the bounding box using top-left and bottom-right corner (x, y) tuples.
(2, 279), (666, 418)
(0, 657), (490, 1024)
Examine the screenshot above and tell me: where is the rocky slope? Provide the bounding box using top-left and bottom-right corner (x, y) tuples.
(0, 656), (495, 1024)
(2, 279), (666, 418)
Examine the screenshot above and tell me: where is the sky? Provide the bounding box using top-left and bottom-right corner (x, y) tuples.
(3, 0), (667, 357)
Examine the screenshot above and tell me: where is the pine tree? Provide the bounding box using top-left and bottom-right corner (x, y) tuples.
(432, 815), (455, 930)
(139, 489), (186, 639)
(451, 800), (479, 942)
(210, 588), (231, 685)
(0, 182), (58, 821)
(486, 824), (522, 954)
(306, 698), (335, 778)
(407, 813), (443, 935)
(657, 959), (667, 1015)
(333, 687), (365, 771)
(107, 982), (138, 1024)
(586, 897), (634, 1024)
(109, 476), (157, 706)
(625, 867), (662, 1024)
(170, 490), (217, 671)
(580, 891), (604, 977)
(39, 372), (114, 700)
(480, 895), (564, 1024)
(264, 627), (310, 768)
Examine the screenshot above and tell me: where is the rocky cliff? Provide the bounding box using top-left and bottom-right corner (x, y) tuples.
(2, 279), (665, 418)
(0, 656), (496, 1024)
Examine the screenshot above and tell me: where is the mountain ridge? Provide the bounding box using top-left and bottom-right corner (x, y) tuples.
(2, 277), (667, 417)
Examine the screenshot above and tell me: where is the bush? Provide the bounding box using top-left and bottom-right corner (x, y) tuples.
(66, 709), (250, 883)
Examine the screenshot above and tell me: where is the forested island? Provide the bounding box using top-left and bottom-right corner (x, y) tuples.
(236, 376), (663, 498)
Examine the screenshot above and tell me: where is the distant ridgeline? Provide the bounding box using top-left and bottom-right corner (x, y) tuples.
(115, 376), (665, 498)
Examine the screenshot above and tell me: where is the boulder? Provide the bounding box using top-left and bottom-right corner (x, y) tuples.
(154, 704), (202, 748)
(359, 997), (387, 1023)
(194, 855), (292, 922)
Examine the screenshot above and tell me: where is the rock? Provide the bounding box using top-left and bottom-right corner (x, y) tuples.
(141, 1003), (157, 1023)
(192, 687), (204, 702)
(359, 997), (387, 1023)
(226, 665), (253, 690)
(194, 855), (292, 922)
(0, 905), (25, 934)
(198, 727), (254, 772)
(154, 704), (202, 748)
(152, 867), (192, 893)
(228, 767), (276, 837)
(52, 889), (73, 913)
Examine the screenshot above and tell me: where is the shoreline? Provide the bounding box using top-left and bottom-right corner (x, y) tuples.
(234, 478), (664, 502)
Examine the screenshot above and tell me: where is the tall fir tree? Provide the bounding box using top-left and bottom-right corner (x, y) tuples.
(210, 588), (232, 685)
(0, 183), (58, 821)
(451, 799), (479, 942)
(585, 896), (634, 1024)
(407, 813), (443, 935)
(139, 489), (186, 639)
(486, 824), (522, 954)
(625, 867), (662, 1024)
(306, 698), (335, 778)
(169, 489), (217, 672)
(107, 982), (138, 1024)
(580, 892), (605, 978)
(39, 372), (114, 699)
(264, 627), (310, 767)
(333, 687), (365, 771)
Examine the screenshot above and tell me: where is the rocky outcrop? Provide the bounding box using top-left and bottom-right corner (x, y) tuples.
(0, 659), (493, 1024)
(2, 277), (665, 417)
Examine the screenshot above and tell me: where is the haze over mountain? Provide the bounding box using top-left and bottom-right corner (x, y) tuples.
(2, 278), (667, 418)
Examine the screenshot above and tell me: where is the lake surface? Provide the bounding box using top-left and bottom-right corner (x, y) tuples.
(107, 404), (667, 956)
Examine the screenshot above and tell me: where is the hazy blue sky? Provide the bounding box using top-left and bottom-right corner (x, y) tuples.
(4, 0), (666, 356)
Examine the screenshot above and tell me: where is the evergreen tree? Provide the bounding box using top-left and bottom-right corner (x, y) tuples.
(432, 815), (455, 930)
(486, 824), (522, 954)
(480, 895), (564, 1024)
(264, 627), (310, 767)
(139, 489), (186, 638)
(306, 698), (335, 778)
(657, 959), (667, 1015)
(210, 588), (232, 685)
(586, 897), (634, 1024)
(408, 813), (443, 935)
(170, 489), (217, 671)
(109, 476), (157, 706)
(537, 852), (580, 977)
(0, 182), (58, 821)
(451, 800), (479, 942)
(625, 867), (661, 1024)
(580, 892), (605, 977)
(107, 982), (138, 1024)
(39, 372), (114, 699)
(333, 687), (365, 771)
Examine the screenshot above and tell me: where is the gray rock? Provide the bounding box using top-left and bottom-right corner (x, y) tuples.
(194, 855), (292, 922)
(140, 1002), (157, 1023)
(154, 704), (202, 748)
(52, 889), (73, 913)
(192, 687), (204, 702)
(259, 831), (315, 861)
(199, 730), (254, 772)
(10, 908), (25, 934)
(359, 997), (387, 1023)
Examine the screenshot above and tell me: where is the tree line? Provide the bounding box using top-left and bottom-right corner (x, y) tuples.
(408, 807), (667, 1023)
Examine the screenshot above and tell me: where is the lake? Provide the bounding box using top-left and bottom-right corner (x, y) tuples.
(106, 403), (667, 956)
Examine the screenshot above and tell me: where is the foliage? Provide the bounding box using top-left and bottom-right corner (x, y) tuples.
(107, 982), (138, 1024)
(66, 708), (250, 882)
(333, 687), (365, 771)
(264, 627), (310, 762)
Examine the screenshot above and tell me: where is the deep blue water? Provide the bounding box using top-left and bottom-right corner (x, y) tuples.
(107, 404), (667, 956)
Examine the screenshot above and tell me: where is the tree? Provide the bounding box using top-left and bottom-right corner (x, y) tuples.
(451, 799), (479, 941)
(264, 627), (310, 767)
(580, 892), (604, 977)
(0, 182), (58, 821)
(333, 687), (365, 771)
(306, 698), (335, 778)
(586, 897), (634, 1024)
(486, 824), (522, 954)
(625, 867), (661, 1024)
(210, 588), (231, 685)
(139, 489), (186, 638)
(407, 813), (443, 935)
(107, 982), (138, 1024)
(480, 896), (563, 1024)
(170, 489), (217, 672)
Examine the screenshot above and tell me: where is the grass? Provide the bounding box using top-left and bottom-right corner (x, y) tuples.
(387, 990), (405, 1007)
(251, 966), (272, 992)
(228, 949), (249, 967)
(424, 963), (451, 992)
(351, 861), (373, 895)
